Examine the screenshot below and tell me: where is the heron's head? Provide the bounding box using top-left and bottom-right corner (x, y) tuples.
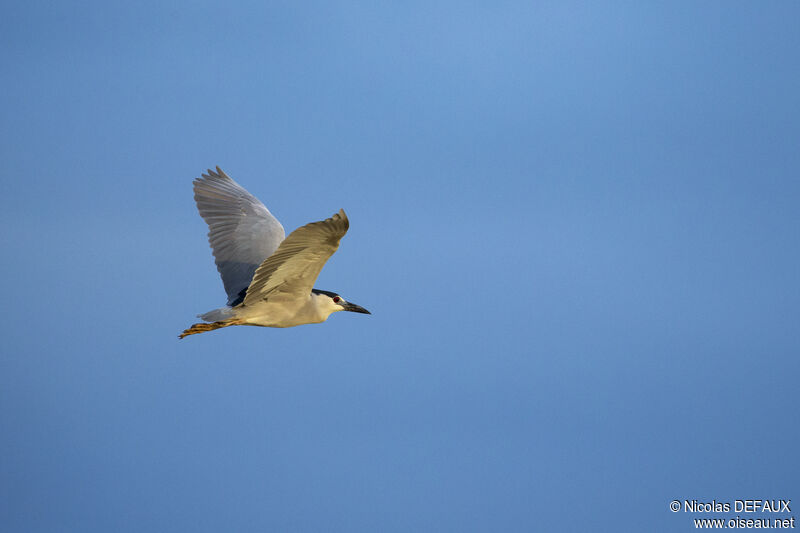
(312, 289), (371, 316)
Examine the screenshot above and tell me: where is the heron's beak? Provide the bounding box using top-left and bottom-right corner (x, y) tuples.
(343, 301), (371, 314)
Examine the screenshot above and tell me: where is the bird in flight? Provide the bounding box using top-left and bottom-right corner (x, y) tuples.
(180, 167), (370, 338)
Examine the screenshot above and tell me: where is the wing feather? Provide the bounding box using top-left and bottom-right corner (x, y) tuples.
(243, 209), (349, 304)
(193, 167), (285, 305)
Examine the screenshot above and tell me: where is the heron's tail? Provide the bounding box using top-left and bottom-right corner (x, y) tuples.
(198, 306), (235, 322)
(179, 318), (244, 339)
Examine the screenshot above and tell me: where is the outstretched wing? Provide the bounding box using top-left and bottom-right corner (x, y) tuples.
(243, 209), (349, 305)
(193, 167), (285, 305)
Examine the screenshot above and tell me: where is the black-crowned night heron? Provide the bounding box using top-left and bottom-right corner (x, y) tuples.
(180, 167), (370, 338)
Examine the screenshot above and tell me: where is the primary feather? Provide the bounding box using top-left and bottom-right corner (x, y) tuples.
(243, 209), (349, 304)
(193, 167), (285, 305)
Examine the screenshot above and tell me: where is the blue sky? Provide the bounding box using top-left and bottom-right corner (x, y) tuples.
(1, 1), (798, 531)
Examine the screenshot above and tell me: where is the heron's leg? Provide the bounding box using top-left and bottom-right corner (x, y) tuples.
(178, 319), (244, 339)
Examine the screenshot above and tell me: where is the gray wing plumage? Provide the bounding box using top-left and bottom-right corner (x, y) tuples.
(243, 209), (349, 305)
(193, 167), (285, 305)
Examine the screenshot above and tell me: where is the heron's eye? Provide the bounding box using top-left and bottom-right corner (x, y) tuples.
(333, 296), (340, 303)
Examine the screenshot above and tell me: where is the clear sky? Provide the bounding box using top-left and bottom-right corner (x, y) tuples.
(1, 1), (798, 531)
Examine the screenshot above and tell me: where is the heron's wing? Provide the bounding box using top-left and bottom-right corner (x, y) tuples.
(193, 167), (285, 305)
(243, 209), (349, 304)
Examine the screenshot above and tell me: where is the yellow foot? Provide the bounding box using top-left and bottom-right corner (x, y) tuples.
(178, 319), (243, 339)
